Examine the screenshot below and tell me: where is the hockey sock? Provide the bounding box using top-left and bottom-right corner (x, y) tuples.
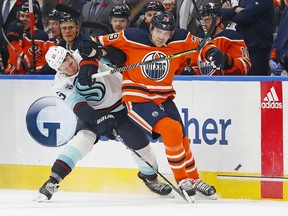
(182, 136), (199, 180)
(51, 130), (96, 180)
(153, 117), (188, 182)
(133, 145), (158, 179)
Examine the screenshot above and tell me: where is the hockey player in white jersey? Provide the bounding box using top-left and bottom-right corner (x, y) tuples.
(34, 45), (172, 202)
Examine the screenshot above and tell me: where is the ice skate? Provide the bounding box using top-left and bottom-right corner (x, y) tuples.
(33, 178), (59, 202)
(177, 178), (195, 203)
(193, 179), (218, 200)
(137, 172), (173, 196)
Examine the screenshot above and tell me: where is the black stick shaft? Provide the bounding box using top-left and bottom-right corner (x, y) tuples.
(114, 134), (189, 202)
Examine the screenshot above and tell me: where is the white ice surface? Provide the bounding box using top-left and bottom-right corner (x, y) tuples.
(0, 189), (287, 216)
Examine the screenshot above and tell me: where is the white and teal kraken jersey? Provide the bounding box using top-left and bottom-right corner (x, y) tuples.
(52, 55), (124, 113)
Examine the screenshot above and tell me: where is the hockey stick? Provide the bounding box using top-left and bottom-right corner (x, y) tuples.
(28, 0), (36, 73)
(191, 0), (207, 35)
(91, 16), (217, 79)
(112, 131), (192, 203)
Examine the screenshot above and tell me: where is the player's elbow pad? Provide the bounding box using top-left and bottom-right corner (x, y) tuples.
(104, 46), (126, 67)
(73, 102), (98, 125)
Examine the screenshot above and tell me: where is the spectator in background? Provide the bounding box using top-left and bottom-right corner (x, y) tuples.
(126, 0), (165, 26)
(188, 2), (251, 76)
(46, 9), (63, 40)
(0, 0), (30, 73)
(221, 0), (275, 76)
(41, 0), (59, 31)
(58, 8), (90, 51)
(169, 0), (222, 36)
(39, 4), (91, 74)
(41, 8), (63, 64)
(81, 0), (121, 37)
(4, 1), (49, 74)
(109, 3), (131, 33)
(135, 1), (166, 32)
(269, 5), (288, 76)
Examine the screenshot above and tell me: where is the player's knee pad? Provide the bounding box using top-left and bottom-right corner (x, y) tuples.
(58, 130), (96, 169)
(155, 117), (182, 138)
(70, 130), (96, 156)
(133, 145), (158, 176)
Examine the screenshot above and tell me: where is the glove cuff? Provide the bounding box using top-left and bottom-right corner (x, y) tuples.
(223, 53), (234, 70)
(79, 59), (99, 67)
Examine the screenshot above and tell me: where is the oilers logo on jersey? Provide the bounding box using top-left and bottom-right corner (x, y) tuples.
(141, 51), (169, 81)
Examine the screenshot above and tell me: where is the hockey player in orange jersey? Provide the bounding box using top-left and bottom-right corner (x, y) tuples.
(77, 11), (224, 201)
(4, 1), (48, 74)
(192, 2), (251, 76)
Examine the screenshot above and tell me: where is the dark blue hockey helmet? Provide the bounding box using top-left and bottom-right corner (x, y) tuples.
(56, 4), (82, 24)
(60, 12), (80, 24)
(143, 1), (166, 13)
(19, 1), (41, 14)
(151, 11), (176, 31)
(18, 0), (41, 17)
(110, 3), (131, 19)
(48, 9), (63, 21)
(199, 2), (221, 18)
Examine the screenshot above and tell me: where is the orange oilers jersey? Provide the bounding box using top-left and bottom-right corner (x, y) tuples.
(6, 30), (49, 74)
(195, 29), (251, 76)
(98, 28), (212, 105)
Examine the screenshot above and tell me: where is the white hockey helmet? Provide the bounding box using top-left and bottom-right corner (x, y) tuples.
(45, 46), (68, 71)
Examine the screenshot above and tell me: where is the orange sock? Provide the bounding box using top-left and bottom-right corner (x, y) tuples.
(153, 117), (188, 182)
(182, 136), (199, 180)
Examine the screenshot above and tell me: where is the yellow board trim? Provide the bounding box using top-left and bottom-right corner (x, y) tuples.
(1, 165), (288, 200)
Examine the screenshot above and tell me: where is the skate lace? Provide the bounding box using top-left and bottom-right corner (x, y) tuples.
(148, 181), (166, 191)
(194, 180), (211, 193)
(178, 179), (194, 191)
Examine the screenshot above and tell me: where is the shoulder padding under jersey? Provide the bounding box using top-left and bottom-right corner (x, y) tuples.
(169, 28), (190, 42)
(216, 29), (244, 40)
(123, 28), (154, 46)
(105, 46), (126, 67)
(30, 29), (49, 41)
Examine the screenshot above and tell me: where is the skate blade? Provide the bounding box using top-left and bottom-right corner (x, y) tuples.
(33, 193), (49, 203)
(182, 190), (195, 203)
(195, 191), (219, 200)
(164, 192), (175, 199)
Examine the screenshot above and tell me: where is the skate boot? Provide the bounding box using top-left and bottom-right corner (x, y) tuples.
(33, 178), (59, 202)
(193, 179), (217, 199)
(137, 172), (172, 196)
(177, 178), (196, 203)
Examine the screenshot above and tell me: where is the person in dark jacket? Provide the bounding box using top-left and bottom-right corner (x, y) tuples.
(221, 0), (275, 75)
(269, 6), (288, 76)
